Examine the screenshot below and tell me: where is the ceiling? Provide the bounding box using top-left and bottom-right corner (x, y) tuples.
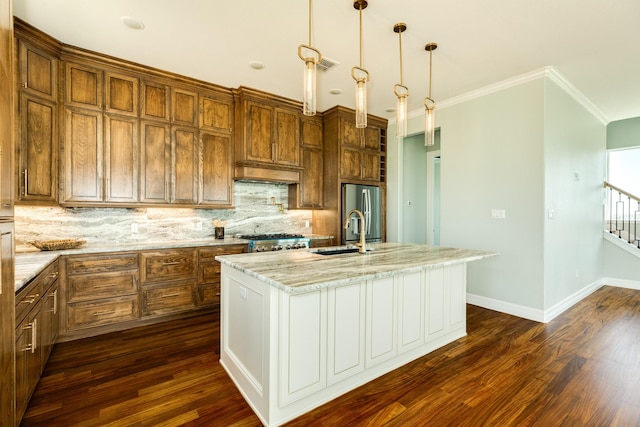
(13, 0), (640, 124)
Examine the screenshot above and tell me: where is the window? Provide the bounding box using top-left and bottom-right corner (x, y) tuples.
(607, 147), (640, 196)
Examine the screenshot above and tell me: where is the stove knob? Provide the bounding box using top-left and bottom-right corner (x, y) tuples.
(271, 246), (277, 251)
(285, 244), (292, 250)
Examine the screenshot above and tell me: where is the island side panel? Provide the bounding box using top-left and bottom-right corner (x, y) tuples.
(220, 265), (274, 425)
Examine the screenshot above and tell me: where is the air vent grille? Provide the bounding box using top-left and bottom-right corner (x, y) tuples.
(318, 57), (339, 72)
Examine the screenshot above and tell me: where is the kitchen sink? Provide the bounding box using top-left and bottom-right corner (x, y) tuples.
(312, 246), (365, 256)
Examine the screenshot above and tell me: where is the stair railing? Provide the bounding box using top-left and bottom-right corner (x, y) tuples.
(604, 181), (640, 249)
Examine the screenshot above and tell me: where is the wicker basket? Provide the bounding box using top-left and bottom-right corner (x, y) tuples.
(30, 239), (86, 251)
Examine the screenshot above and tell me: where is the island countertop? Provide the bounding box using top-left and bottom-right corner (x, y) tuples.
(216, 242), (497, 294)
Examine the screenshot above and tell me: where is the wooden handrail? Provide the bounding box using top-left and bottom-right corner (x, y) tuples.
(604, 181), (640, 203)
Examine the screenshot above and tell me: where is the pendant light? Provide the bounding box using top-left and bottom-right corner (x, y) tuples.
(424, 42), (437, 146)
(298, 0), (322, 116)
(352, 0), (369, 128)
(393, 23), (408, 138)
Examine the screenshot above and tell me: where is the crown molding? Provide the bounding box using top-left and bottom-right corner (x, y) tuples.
(405, 66), (608, 125)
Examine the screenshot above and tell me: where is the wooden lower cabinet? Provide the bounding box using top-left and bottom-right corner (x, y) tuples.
(58, 244), (248, 341)
(197, 244), (247, 307)
(15, 259), (59, 424)
(141, 281), (196, 316)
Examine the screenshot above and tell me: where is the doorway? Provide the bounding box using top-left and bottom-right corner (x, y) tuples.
(426, 152), (440, 245)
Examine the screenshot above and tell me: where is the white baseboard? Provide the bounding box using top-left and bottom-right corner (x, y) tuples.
(601, 277), (640, 290)
(467, 278), (605, 323)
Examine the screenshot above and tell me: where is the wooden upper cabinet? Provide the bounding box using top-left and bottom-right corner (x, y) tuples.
(18, 39), (57, 101)
(171, 126), (198, 204)
(63, 108), (103, 202)
(16, 39), (59, 204)
(245, 101), (273, 163)
(274, 107), (299, 166)
(234, 87), (302, 176)
(290, 116), (323, 209)
(171, 88), (198, 126)
(105, 72), (138, 117)
(141, 81), (169, 121)
(65, 62), (102, 110)
(104, 114), (138, 203)
(200, 131), (232, 206)
(18, 94), (57, 203)
(200, 93), (232, 133)
(140, 120), (170, 204)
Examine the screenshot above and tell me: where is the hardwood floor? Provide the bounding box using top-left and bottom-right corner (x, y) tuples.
(21, 285), (640, 426)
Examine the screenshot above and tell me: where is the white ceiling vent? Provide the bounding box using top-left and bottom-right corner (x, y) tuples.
(317, 57), (339, 72)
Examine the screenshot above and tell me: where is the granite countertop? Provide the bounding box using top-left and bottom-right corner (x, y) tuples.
(216, 242), (498, 294)
(14, 237), (250, 293)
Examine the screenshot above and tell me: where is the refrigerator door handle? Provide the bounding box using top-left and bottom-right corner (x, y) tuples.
(365, 189), (372, 235)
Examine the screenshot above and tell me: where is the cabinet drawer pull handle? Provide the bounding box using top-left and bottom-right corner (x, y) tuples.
(23, 320), (37, 353)
(20, 294), (39, 304)
(23, 169), (28, 195)
(93, 310), (116, 316)
(93, 283), (116, 289)
(48, 272), (59, 279)
(50, 289), (58, 314)
(161, 261), (182, 266)
(160, 293), (180, 298)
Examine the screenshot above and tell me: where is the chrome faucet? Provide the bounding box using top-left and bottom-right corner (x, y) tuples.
(344, 209), (367, 254)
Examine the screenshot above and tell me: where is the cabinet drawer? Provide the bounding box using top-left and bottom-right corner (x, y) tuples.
(67, 296), (139, 330)
(141, 249), (197, 283)
(15, 280), (43, 326)
(65, 253), (139, 275)
(41, 260), (60, 290)
(198, 244), (246, 262)
(196, 283), (220, 307)
(141, 281), (196, 316)
(198, 263), (221, 284)
(68, 271), (138, 302)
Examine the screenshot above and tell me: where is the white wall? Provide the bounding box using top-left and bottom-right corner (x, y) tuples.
(438, 79), (546, 309)
(542, 79), (606, 309)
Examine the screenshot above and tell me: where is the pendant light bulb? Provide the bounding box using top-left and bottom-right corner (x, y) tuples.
(298, 0), (322, 116)
(303, 57), (317, 116)
(352, 0), (369, 128)
(424, 42), (437, 146)
(393, 23), (408, 138)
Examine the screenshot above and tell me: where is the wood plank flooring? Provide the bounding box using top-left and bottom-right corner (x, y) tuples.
(21, 285), (640, 426)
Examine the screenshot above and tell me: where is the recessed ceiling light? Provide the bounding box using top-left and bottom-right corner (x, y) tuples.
(329, 88), (342, 95)
(249, 61), (265, 70)
(121, 16), (145, 30)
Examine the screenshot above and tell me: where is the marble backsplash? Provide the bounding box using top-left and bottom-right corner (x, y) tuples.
(14, 181), (313, 246)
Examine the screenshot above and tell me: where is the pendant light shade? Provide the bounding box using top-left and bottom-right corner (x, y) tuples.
(298, 0), (322, 116)
(394, 23), (408, 138)
(424, 42), (437, 146)
(352, 0), (369, 128)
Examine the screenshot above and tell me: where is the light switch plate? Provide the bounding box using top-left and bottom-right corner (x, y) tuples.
(491, 209), (506, 219)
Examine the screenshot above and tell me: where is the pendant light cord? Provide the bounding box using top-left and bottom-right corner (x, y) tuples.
(359, 5), (363, 68)
(308, 0), (313, 46)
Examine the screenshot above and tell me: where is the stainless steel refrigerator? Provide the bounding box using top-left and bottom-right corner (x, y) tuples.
(342, 184), (382, 244)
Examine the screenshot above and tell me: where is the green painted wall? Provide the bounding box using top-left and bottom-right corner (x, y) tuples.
(607, 117), (640, 149)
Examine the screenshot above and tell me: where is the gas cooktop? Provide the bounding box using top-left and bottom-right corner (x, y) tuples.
(238, 233), (305, 240)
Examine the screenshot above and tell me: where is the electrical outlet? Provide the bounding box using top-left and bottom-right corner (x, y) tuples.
(196, 221), (203, 231)
(240, 286), (248, 300)
(131, 223), (139, 234)
(305, 220), (310, 228)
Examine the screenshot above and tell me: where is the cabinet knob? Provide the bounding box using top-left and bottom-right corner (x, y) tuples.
(22, 82), (28, 88)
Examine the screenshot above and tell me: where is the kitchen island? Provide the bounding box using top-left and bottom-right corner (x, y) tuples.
(216, 242), (497, 426)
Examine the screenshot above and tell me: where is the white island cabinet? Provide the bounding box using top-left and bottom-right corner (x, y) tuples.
(217, 243), (496, 426)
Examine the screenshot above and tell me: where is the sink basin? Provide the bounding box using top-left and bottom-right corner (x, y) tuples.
(312, 245), (372, 256)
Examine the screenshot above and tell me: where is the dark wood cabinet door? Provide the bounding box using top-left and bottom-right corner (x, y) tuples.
(246, 101), (273, 163)
(171, 88), (198, 126)
(200, 131), (232, 206)
(361, 151), (381, 182)
(274, 107), (299, 166)
(104, 114), (138, 202)
(65, 62), (102, 110)
(63, 108), (103, 202)
(141, 81), (169, 121)
(340, 147), (362, 181)
(301, 118), (322, 148)
(18, 94), (57, 203)
(105, 72), (138, 117)
(342, 119), (361, 148)
(200, 94), (232, 132)
(140, 121), (170, 203)
(19, 39), (57, 100)
(363, 126), (380, 150)
(172, 126), (198, 204)
(299, 147), (323, 208)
